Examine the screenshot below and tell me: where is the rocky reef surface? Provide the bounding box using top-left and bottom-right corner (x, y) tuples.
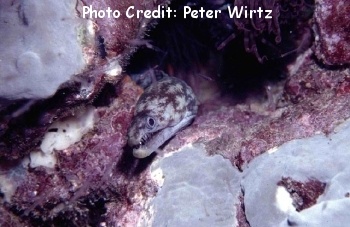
(314, 0), (350, 65)
(1, 0), (350, 226)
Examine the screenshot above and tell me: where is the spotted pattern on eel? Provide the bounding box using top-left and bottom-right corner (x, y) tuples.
(127, 74), (198, 158)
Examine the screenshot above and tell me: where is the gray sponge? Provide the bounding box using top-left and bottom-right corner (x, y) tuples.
(242, 119), (350, 227)
(0, 0), (85, 99)
(146, 145), (242, 227)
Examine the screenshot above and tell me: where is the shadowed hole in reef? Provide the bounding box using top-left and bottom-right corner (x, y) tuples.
(92, 83), (118, 107)
(126, 0), (315, 102)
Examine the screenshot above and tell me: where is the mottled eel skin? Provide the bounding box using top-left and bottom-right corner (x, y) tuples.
(127, 74), (198, 158)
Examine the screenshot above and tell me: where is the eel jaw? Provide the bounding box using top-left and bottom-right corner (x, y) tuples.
(131, 131), (153, 150)
(133, 147), (155, 159)
(131, 132), (158, 158)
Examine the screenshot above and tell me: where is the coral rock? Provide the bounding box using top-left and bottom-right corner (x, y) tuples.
(314, 0), (350, 65)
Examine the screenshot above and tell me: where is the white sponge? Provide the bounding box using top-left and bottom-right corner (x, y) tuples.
(40, 107), (95, 154)
(29, 107), (95, 168)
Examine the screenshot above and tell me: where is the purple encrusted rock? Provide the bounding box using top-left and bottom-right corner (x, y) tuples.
(314, 0), (350, 65)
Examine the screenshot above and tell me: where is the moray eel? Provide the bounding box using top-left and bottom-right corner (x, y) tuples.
(127, 74), (198, 158)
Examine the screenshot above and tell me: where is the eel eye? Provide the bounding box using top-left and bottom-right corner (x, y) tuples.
(146, 117), (156, 129)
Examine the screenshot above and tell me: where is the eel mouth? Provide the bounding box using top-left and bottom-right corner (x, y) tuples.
(133, 132), (154, 150)
(132, 131), (162, 158)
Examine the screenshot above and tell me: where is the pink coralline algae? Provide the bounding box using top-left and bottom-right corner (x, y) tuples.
(277, 177), (326, 211)
(163, 55), (350, 169)
(314, 0), (350, 65)
(2, 0), (350, 225)
(3, 77), (158, 226)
